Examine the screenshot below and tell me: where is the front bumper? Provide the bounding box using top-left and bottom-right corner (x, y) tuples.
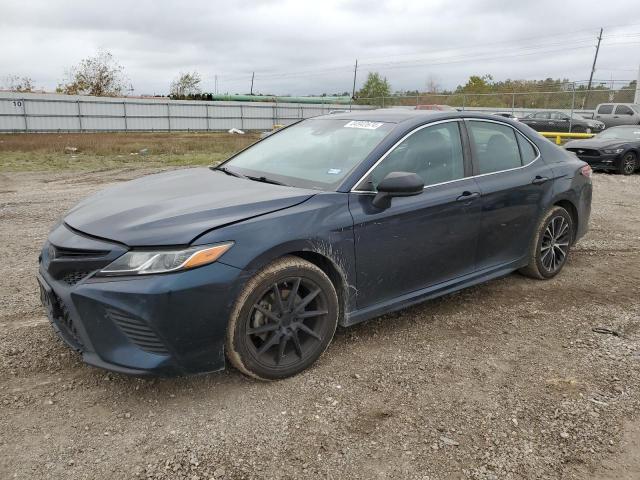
(38, 224), (245, 376)
(573, 152), (621, 171)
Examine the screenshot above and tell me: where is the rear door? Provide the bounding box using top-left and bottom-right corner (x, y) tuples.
(349, 120), (482, 308)
(613, 105), (637, 126)
(595, 104), (614, 126)
(466, 119), (555, 270)
(549, 112), (571, 132)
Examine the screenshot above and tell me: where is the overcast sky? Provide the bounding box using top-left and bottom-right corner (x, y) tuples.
(1, 0), (639, 96)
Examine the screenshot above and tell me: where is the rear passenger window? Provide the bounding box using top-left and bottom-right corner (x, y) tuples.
(367, 121), (465, 190)
(615, 105), (634, 115)
(598, 105), (613, 114)
(467, 121), (522, 174)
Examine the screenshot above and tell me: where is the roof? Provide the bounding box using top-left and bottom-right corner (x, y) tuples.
(313, 108), (505, 124)
(314, 108), (450, 123)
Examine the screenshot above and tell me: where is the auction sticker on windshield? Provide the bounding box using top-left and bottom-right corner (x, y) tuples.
(344, 121), (384, 129)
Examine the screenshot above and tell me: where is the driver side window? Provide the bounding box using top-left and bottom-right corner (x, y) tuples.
(365, 122), (465, 190)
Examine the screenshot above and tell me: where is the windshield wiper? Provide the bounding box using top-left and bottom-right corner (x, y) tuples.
(214, 166), (247, 179)
(246, 175), (288, 186)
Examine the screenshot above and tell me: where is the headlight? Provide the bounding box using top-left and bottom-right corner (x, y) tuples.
(602, 148), (624, 154)
(98, 242), (233, 276)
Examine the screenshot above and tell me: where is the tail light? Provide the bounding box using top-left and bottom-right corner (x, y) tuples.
(580, 165), (592, 179)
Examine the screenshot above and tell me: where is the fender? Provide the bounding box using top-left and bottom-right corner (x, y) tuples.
(192, 193), (358, 314)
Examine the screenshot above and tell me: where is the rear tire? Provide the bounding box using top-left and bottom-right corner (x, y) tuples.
(226, 256), (338, 380)
(618, 152), (637, 175)
(519, 206), (574, 280)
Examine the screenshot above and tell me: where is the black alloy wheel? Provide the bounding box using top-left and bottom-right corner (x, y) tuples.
(226, 257), (338, 380)
(520, 206), (574, 280)
(619, 152), (637, 175)
(539, 215), (571, 274)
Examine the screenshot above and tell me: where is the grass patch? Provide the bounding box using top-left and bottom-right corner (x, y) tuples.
(0, 132), (259, 171)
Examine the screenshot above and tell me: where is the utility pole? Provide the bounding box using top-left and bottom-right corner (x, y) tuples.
(350, 59), (358, 110)
(214, 75), (218, 95)
(569, 82), (576, 133)
(635, 64), (640, 104)
(583, 27), (603, 108)
(250, 72), (255, 95)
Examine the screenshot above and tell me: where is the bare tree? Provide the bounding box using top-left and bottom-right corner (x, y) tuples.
(1, 75), (35, 92)
(426, 74), (440, 94)
(170, 72), (202, 98)
(59, 50), (129, 96)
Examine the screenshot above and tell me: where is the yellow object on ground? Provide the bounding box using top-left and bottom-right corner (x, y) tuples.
(539, 132), (596, 145)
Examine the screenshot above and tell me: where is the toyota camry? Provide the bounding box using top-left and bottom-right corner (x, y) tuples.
(38, 110), (592, 380)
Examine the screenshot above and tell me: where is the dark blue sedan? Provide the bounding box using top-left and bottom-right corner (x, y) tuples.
(38, 110), (593, 380)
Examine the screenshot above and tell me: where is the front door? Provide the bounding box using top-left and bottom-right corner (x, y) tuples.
(349, 120), (482, 309)
(594, 104), (614, 127)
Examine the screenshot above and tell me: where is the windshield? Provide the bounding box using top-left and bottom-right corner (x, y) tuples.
(221, 118), (394, 190)
(596, 127), (640, 141)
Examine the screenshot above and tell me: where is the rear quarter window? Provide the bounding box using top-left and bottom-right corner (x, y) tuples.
(516, 133), (538, 164)
(597, 104), (613, 114)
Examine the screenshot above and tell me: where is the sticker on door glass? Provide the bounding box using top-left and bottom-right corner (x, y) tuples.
(327, 168), (342, 174)
(344, 121), (384, 129)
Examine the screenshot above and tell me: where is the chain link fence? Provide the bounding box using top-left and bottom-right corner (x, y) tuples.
(356, 87), (638, 117)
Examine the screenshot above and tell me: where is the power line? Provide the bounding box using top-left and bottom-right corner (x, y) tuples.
(214, 30), (640, 94)
(217, 35), (640, 85)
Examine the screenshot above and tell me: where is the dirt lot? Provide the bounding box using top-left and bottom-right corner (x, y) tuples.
(0, 166), (639, 480)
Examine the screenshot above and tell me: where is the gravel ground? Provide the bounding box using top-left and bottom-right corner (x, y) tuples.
(0, 168), (639, 480)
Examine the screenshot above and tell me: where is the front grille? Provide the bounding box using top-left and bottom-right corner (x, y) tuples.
(52, 245), (110, 259)
(44, 242), (113, 286)
(49, 292), (84, 351)
(566, 148), (600, 157)
(106, 308), (169, 356)
(62, 270), (92, 286)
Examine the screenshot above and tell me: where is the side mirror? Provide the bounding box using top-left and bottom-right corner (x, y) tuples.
(372, 171), (424, 209)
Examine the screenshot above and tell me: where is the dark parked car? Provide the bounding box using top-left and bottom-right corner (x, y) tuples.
(565, 125), (640, 174)
(493, 112), (519, 121)
(38, 111), (592, 380)
(520, 111), (605, 133)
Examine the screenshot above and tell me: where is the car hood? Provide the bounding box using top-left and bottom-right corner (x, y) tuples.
(64, 168), (317, 246)
(565, 138), (628, 150)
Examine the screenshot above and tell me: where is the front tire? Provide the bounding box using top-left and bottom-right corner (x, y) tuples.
(226, 256), (338, 380)
(618, 152), (637, 175)
(519, 206), (574, 280)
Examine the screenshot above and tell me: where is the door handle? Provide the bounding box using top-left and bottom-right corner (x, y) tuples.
(531, 175), (550, 185)
(456, 191), (480, 202)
